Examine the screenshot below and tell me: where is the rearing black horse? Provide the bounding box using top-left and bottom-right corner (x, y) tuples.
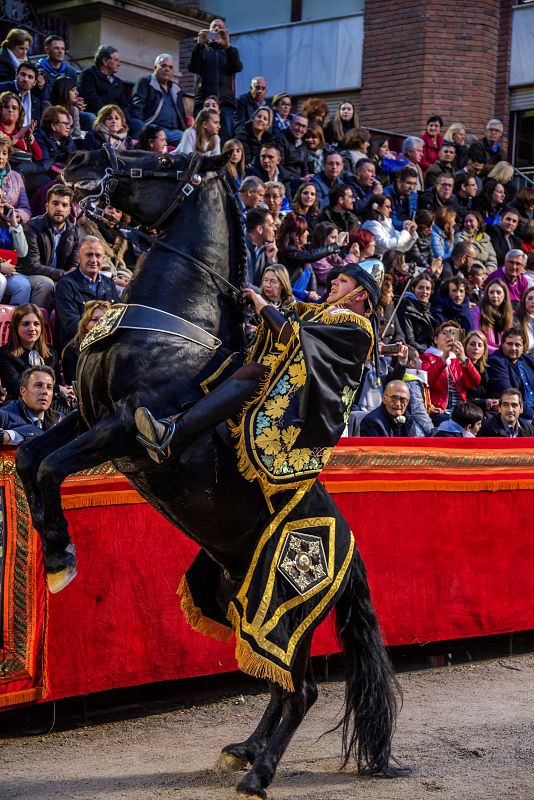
(16, 147), (405, 799)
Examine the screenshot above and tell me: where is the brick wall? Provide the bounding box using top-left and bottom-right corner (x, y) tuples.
(360, 0), (508, 140)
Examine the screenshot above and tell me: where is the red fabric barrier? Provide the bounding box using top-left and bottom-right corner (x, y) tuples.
(1, 438), (533, 709)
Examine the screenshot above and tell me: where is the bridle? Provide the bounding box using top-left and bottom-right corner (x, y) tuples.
(79, 144), (242, 299)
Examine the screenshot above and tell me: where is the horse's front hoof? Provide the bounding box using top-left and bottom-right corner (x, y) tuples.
(213, 751), (248, 773)
(47, 564), (77, 594)
(236, 791), (266, 800)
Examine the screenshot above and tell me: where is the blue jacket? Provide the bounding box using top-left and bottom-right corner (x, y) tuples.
(487, 349), (534, 419)
(0, 398), (61, 440)
(54, 267), (120, 347)
(311, 172), (343, 212)
(360, 404), (418, 437)
(35, 57), (78, 91)
(383, 185), (418, 231)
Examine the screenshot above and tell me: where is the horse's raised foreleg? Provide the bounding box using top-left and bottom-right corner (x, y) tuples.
(31, 416), (134, 578)
(236, 636), (317, 800)
(16, 412), (80, 536)
(214, 682), (284, 773)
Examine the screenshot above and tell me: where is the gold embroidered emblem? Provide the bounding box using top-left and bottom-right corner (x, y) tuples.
(79, 305), (127, 351)
(278, 531), (328, 595)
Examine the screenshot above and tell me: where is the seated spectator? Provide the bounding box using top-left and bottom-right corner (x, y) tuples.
(79, 45), (128, 122)
(0, 28), (32, 83)
(360, 379), (419, 437)
(471, 278), (513, 354)
(0, 91), (41, 162)
(276, 212), (339, 301)
(423, 140), (456, 188)
(0, 61), (43, 126)
(376, 273), (406, 346)
(61, 299), (111, 385)
(258, 264), (295, 312)
(454, 172), (479, 224)
(311, 151), (345, 211)
(487, 161), (517, 204)
(35, 35), (77, 92)
(236, 106), (273, 167)
(473, 178), (505, 226)
(432, 401), (483, 437)
(444, 122), (468, 169)
(464, 329), (498, 412)
(188, 19), (242, 141)
(317, 185), (358, 232)
(271, 92), (292, 133)
(431, 206), (456, 260)
(486, 207), (522, 266)
(431, 276), (472, 334)
(360, 195), (418, 258)
(78, 203), (133, 291)
(407, 209), (436, 273)
(21, 183), (77, 309)
(291, 181), (320, 230)
(245, 206), (277, 286)
(468, 119), (504, 173)
(84, 104), (133, 151)
(137, 123), (168, 153)
(304, 122), (325, 175)
(174, 108), (220, 156)
(401, 346), (434, 436)
(50, 76), (83, 139)
(32, 105), (76, 195)
(274, 113), (310, 184)
(245, 144), (291, 188)
(397, 272), (435, 354)
(418, 173), (456, 214)
(512, 187), (534, 238)
(421, 320), (481, 417)
(421, 115), (444, 170)
(263, 181), (288, 230)
(352, 227), (377, 260)
(371, 135), (399, 185)
(466, 262), (486, 305)
(455, 154), (486, 193)
(233, 76), (267, 132)
(478, 387), (534, 437)
(346, 157), (382, 216)
(0, 206), (29, 306)
(383, 249), (412, 298)
(486, 326), (534, 420)
(204, 95), (220, 113)
(455, 210), (497, 271)
(341, 127), (371, 172)
(0, 131), (31, 222)
(440, 239), (478, 281)
(222, 137), (245, 188)
(486, 249), (528, 309)
(383, 166), (418, 230)
(517, 287), (534, 354)
(238, 176), (265, 216)
(300, 97), (328, 128)
(324, 101), (357, 146)
(0, 365), (61, 445)
(54, 235), (120, 347)
(400, 136), (425, 191)
(311, 222), (359, 295)
(129, 53), (186, 145)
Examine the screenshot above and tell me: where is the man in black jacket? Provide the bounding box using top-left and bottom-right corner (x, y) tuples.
(318, 185), (358, 232)
(0, 61), (43, 125)
(79, 45), (128, 122)
(487, 208), (522, 266)
(54, 236), (119, 347)
(21, 184), (78, 309)
(467, 119), (504, 175)
(275, 114), (310, 190)
(233, 76), (268, 133)
(478, 388), (534, 437)
(360, 380), (419, 437)
(487, 327), (534, 421)
(129, 54), (187, 144)
(188, 19), (242, 141)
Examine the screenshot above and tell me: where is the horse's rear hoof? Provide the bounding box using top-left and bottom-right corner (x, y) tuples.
(47, 565), (77, 594)
(213, 751), (248, 773)
(236, 790), (266, 800)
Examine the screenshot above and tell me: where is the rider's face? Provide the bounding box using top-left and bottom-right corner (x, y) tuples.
(327, 273), (357, 303)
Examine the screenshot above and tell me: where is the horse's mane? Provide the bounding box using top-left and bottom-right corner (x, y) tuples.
(221, 172), (248, 296)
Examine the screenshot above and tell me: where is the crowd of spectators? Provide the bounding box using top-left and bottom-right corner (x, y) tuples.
(0, 20), (532, 443)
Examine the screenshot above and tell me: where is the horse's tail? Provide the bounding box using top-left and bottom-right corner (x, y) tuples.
(334, 548), (407, 777)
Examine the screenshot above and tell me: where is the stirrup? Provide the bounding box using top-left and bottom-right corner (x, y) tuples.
(135, 407), (176, 464)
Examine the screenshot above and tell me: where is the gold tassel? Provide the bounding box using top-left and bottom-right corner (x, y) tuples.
(0, 687), (46, 708)
(61, 491), (145, 510)
(177, 576), (234, 643)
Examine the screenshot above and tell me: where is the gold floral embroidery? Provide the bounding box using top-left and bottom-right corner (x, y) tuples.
(256, 425), (282, 456)
(264, 394), (290, 420)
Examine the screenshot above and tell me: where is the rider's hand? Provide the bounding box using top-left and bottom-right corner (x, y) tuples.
(243, 287), (268, 313)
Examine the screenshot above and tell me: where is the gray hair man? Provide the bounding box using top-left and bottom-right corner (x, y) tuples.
(402, 136), (425, 191)
(129, 52), (187, 143)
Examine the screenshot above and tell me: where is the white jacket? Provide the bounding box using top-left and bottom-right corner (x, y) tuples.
(361, 216), (417, 257)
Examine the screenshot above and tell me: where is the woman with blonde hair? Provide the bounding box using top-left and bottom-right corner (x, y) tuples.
(444, 122), (468, 168)
(84, 104), (132, 150)
(487, 161), (517, 203)
(235, 106), (272, 167)
(61, 300), (112, 384)
(471, 278), (513, 353)
(175, 108), (221, 156)
(464, 329), (498, 412)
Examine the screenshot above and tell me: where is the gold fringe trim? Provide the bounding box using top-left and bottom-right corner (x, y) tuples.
(61, 490), (145, 509)
(227, 602), (295, 691)
(177, 575), (234, 643)
(0, 686), (46, 708)
(321, 478), (534, 494)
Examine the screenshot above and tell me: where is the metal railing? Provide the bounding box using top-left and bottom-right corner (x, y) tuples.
(514, 166), (534, 188)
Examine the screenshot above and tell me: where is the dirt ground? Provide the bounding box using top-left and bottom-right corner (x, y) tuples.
(1, 654), (533, 800)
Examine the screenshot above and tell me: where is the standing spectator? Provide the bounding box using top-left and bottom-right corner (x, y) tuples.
(311, 151), (345, 211)
(384, 166), (418, 230)
(54, 236), (119, 348)
(50, 76), (83, 139)
(473, 178), (506, 226)
(21, 183), (78, 309)
(486, 250), (528, 308)
(324, 101), (357, 146)
(486, 207), (523, 266)
(84, 104), (132, 151)
(421, 115), (444, 170)
(189, 18), (242, 141)
(478, 388), (534, 437)
(401, 346), (435, 436)
(304, 123), (325, 176)
(455, 211), (498, 271)
(236, 106), (273, 167)
(401, 136), (425, 191)
(431, 206), (456, 260)
(318, 185), (358, 233)
(407, 209), (436, 273)
(468, 119), (504, 173)
(375, 272), (406, 345)
(423, 141), (456, 188)
(35, 35), (77, 91)
(360, 195), (418, 257)
(79, 45), (127, 123)
(444, 122), (468, 169)
(0, 29), (32, 83)
(471, 278), (513, 354)
(233, 76), (267, 132)
(129, 54), (186, 145)
(271, 93), (292, 133)
(0, 61), (43, 126)
(360, 380), (419, 437)
(174, 108), (220, 156)
(421, 320), (481, 416)
(274, 113), (310, 184)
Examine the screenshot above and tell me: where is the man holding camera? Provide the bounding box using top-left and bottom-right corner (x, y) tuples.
(188, 19), (243, 142)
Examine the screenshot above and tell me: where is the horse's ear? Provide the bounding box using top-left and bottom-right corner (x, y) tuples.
(201, 149), (233, 172)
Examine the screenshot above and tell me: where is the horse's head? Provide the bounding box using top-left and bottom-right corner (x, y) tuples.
(63, 146), (233, 229)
